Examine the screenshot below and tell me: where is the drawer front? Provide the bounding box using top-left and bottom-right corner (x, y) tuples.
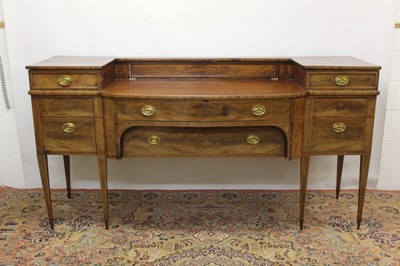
(310, 118), (365, 152)
(31, 72), (99, 89)
(122, 126), (286, 157)
(308, 72), (377, 89)
(40, 98), (94, 117)
(313, 98), (368, 117)
(116, 100), (291, 123)
(42, 119), (96, 153)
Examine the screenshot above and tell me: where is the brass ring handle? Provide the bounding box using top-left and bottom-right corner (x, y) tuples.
(252, 105), (266, 116)
(58, 75), (73, 86)
(247, 135), (260, 145)
(141, 105), (156, 116)
(332, 122), (346, 133)
(148, 135), (161, 145)
(335, 76), (350, 86)
(62, 122), (76, 133)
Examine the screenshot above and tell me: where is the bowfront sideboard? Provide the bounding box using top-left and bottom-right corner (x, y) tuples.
(27, 56), (380, 230)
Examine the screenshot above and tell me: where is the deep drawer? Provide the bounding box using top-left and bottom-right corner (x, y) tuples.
(115, 99), (291, 123)
(42, 119), (96, 153)
(122, 126), (287, 157)
(310, 118), (366, 153)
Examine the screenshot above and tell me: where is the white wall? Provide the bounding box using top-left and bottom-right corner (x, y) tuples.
(378, 0), (400, 189)
(2, 0), (396, 190)
(0, 0), (24, 187)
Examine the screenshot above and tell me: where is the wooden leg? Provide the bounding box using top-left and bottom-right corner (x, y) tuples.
(37, 154), (54, 229)
(98, 155), (109, 229)
(63, 155), (71, 199)
(357, 154), (370, 230)
(336, 155), (344, 199)
(300, 155), (310, 230)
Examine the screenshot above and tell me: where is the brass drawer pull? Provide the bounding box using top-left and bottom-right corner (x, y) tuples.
(58, 75), (73, 86)
(247, 135), (260, 145)
(141, 105), (156, 116)
(148, 135), (161, 145)
(252, 105), (266, 116)
(62, 122), (76, 133)
(335, 76), (349, 86)
(332, 122), (346, 133)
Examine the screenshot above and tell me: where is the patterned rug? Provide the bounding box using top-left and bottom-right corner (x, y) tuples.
(0, 188), (399, 265)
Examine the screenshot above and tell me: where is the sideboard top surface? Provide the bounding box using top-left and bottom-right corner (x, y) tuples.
(101, 79), (306, 99)
(26, 56), (115, 70)
(26, 55), (381, 70)
(292, 56), (381, 70)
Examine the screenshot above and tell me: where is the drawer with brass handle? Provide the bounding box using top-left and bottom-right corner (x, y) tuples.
(115, 99), (291, 123)
(310, 118), (366, 153)
(30, 71), (99, 89)
(42, 119), (96, 153)
(122, 126), (286, 157)
(308, 72), (378, 90)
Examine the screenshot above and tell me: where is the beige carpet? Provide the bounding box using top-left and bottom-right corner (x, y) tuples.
(0, 187), (399, 265)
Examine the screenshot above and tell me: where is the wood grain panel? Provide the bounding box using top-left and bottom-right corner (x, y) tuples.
(40, 98), (94, 117)
(130, 63), (278, 78)
(101, 63), (116, 89)
(312, 98), (368, 117)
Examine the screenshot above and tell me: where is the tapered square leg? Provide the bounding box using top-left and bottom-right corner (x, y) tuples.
(37, 154), (54, 229)
(357, 154), (370, 230)
(97, 155), (109, 229)
(300, 155), (310, 230)
(63, 155), (71, 199)
(336, 155), (344, 199)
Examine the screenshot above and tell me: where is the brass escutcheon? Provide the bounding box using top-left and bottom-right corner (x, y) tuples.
(247, 135), (260, 145)
(141, 105), (156, 116)
(332, 122), (346, 133)
(252, 105), (266, 116)
(62, 122), (76, 133)
(334, 76), (350, 86)
(58, 75), (73, 86)
(148, 135), (160, 145)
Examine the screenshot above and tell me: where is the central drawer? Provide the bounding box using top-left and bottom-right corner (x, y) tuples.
(115, 99), (291, 123)
(122, 126), (287, 157)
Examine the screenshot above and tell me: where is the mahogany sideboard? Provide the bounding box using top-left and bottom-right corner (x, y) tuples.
(27, 56), (380, 230)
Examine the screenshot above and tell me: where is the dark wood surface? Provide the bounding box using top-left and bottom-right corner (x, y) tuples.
(26, 56), (115, 69)
(28, 56), (380, 230)
(101, 79), (306, 99)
